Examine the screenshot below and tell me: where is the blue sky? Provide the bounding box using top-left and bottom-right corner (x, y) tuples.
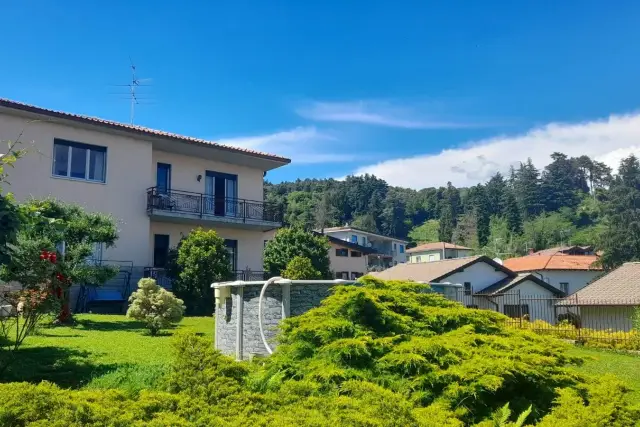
(3, 1), (640, 188)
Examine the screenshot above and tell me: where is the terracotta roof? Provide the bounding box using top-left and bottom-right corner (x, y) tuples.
(371, 256), (509, 283)
(0, 98), (291, 164)
(503, 254), (601, 272)
(477, 273), (565, 297)
(406, 242), (472, 254)
(534, 245), (593, 256)
(561, 262), (640, 306)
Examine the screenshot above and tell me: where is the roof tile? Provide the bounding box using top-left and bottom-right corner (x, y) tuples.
(503, 254), (601, 272)
(0, 98), (290, 163)
(563, 262), (640, 305)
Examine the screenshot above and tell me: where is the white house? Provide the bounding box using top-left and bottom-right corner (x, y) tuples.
(503, 252), (603, 295)
(561, 262), (640, 332)
(320, 226), (408, 268)
(372, 255), (564, 323)
(407, 242), (473, 263)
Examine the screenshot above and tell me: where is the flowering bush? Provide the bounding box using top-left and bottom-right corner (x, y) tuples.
(126, 278), (185, 336)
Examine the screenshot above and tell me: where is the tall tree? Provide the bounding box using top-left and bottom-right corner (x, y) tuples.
(502, 190), (522, 234)
(438, 202), (455, 243)
(513, 158), (542, 219)
(473, 185), (491, 247)
(452, 212), (478, 248)
(540, 152), (588, 212)
(284, 191), (314, 230)
(263, 228), (331, 278)
(599, 155), (640, 269)
(380, 190), (408, 238)
(485, 172), (507, 216)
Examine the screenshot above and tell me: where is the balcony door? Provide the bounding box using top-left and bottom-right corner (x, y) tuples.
(156, 163), (171, 194)
(204, 171), (237, 217)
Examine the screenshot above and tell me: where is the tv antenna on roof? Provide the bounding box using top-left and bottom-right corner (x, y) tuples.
(109, 58), (153, 124)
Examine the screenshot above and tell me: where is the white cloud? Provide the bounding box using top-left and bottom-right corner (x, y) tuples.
(296, 100), (478, 129)
(217, 126), (357, 164)
(350, 112), (640, 189)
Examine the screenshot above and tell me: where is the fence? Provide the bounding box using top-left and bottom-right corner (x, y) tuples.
(450, 289), (640, 346)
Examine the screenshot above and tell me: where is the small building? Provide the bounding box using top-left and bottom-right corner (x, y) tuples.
(319, 226), (408, 268)
(562, 262), (640, 332)
(407, 242), (473, 263)
(318, 233), (376, 280)
(372, 255), (564, 323)
(503, 252), (603, 295)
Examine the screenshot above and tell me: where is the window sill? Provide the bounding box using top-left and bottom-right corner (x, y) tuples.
(51, 175), (107, 185)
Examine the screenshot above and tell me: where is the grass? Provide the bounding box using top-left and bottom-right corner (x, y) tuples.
(2, 314), (214, 393)
(568, 346), (640, 400)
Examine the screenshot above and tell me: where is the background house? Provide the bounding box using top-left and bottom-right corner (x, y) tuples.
(372, 255), (564, 323)
(503, 250), (603, 295)
(562, 262), (640, 332)
(407, 242), (473, 263)
(321, 234), (375, 280)
(320, 226), (408, 268)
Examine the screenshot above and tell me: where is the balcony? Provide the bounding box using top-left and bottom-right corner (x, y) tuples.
(146, 187), (283, 230)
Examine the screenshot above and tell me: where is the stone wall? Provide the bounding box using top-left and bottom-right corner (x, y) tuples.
(215, 283), (337, 359)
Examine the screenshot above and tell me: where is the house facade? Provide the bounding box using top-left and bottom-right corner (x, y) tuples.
(0, 99), (289, 284)
(372, 255), (564, 323)
(320, 226), (408, 268)
(561, 262), (640, 332)
(503, 253), (603, 295)
(407, 242), (473, 263)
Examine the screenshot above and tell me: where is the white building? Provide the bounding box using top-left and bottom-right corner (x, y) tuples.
(372, 255), (564, 323)
(561, 262), (640, 332)
(503, 252), (603, 295)
(320, 226), (408, 269)
(407, 242), (473, 263)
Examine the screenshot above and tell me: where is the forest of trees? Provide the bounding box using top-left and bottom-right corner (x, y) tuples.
(265, 152), (640, 270)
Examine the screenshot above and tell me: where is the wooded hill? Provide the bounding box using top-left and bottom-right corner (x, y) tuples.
(265, 152), (640, 270)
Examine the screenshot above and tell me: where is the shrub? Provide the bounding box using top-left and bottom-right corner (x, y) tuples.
(173, 228), (232, 315)
(126, 278), (185, 336)
(282, 256), (321, 280)
(264, 228), (331, 278)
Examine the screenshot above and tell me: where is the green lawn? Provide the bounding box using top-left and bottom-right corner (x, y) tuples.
(4, 314), (640, 401)
(568, 346), (640, 400)
(3, 314), (214, 393)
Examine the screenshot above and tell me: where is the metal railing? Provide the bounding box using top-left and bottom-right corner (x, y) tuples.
(448, 289), (640, 345)
(146, 187), (283, 224)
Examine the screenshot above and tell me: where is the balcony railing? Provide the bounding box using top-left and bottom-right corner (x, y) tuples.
(146, 187), (283, 224)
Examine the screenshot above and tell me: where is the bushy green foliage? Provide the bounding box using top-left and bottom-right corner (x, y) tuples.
(173, 228), (231, 315)
(408, 219), (439, 244)
(282, 256), (321, 280)
(2, 278), (639, 426)
(263, 228), (331, 278)
(127, 278), (185, 336)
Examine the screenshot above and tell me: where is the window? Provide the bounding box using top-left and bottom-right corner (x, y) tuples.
(399, 245), (404, 253)
(153, 235), (170, 268)
(361, 236), (366, 246)
(503, 304), (530, 318)
(466, 304), (478, 309)
(335, 248), (349, 257)
(336, 271), (349, 280)
(351, 235), (358, 243)
(416, 256), (422, 263)
(350, 251), (362, 257)
(53, 139), (106, 182)
(559, 282), (569, 294)
(428, 254), (435, 262)
(86, 242), (103, 264)
(393, 243), (397, 251)
(224, 239), (238, 271)
(351, 272), (363, 280)
(464, 282), (472, 296)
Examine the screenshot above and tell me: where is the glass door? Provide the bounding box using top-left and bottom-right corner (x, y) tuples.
(204, 171), (237, 217)
(156, 163), (171, 194)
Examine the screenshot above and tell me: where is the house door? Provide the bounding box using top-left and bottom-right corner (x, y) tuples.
(204, 171), (237, 216)
(156, 163), (171, 194)
(153, 234), (170, 268)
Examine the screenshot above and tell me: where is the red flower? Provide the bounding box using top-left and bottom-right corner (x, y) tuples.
(39, 254), (47, 260)
(49, 253), (57, 264)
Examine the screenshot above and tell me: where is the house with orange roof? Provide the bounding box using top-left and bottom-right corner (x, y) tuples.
(503, 251), (603, 295)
